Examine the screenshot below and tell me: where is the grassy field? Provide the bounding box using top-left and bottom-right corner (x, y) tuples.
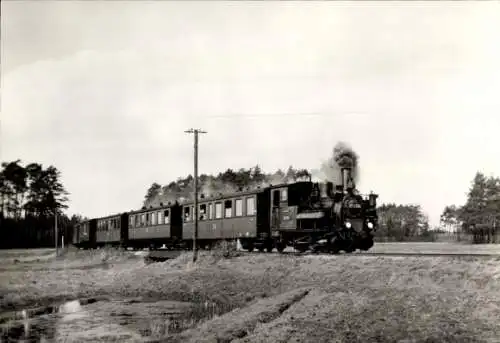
(0, 244), (500, 342)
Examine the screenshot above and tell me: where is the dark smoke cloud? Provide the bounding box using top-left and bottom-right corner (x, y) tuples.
(313, 141), (360, 185)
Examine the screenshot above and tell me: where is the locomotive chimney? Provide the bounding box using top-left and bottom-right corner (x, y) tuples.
(341, 167), (353, 191)
(369, 192), (378, 207)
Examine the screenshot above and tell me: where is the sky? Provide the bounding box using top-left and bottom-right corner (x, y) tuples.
(2, 1), (500, 227)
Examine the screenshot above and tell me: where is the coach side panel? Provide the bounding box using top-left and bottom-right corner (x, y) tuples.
(128, 208), (173, 241)
(96, 217), (121, 243)
(183, 194), (259, 240)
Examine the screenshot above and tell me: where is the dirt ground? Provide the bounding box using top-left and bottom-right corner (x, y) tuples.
(1, 245), (500, 342)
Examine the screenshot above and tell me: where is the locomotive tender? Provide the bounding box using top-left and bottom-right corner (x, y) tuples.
(73, 167), (378, 254)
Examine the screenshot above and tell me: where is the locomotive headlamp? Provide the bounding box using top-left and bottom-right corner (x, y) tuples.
(367, 222), (374, 229)
(345, 222), (352, 229)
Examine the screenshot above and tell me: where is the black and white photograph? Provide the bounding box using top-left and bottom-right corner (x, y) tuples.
(1, 1), (500, 342)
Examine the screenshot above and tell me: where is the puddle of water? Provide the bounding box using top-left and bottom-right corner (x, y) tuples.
(0, 296), (236, 342)
(0, 297), (106, 342)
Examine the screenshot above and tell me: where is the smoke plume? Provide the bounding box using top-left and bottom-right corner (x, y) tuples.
(314, 141), (360, 185)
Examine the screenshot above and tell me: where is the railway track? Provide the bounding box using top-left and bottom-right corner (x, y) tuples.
(144, 249), (500, 262)
(242, 250), (500, 258)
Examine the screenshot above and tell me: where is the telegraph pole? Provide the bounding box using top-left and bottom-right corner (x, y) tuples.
(185, 128), (207, 263)
(55, 212), (58, 257)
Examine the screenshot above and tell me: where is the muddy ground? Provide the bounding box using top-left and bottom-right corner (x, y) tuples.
(1, 245), (500, 342)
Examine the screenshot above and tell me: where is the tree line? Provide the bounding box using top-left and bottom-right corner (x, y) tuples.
(4, 159), (495, 249)
(441, 172), (500, 244)
(143, 165), (312, 208)
(0, 160), (81, 249)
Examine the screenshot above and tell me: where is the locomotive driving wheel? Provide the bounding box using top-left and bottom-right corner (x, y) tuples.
(329, 236), (341, 254)
(276, 241), (286, 253)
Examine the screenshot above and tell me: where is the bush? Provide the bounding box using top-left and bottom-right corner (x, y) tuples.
(208, 240), (242, 261)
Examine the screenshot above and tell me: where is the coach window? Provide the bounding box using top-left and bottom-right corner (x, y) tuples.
(281, 188), (288, 202)
(141, 214), (146, 226)
(215, 202), (222, 219)
(152, 212), (157, 225)
(199, 204), (207, 220)
(129, 216), (134, 227)
(158, 211), (164, 225)
(224, 200), (233, 218)
(246, 197), (256, 215)
(184, 207), (191, 222)
(235, 199), (243, 217)
(164, 209), (170, 224)
(209, 203), (214, 220)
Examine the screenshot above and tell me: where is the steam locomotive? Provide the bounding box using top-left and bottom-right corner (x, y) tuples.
(73, 167), (378, 254)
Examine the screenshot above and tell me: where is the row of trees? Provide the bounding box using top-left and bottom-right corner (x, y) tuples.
(3, 159), (496, 248)
(143, 165), (311, 208)
(0, 160), (80, 249)
(441, 172), (500, 243)
(374, 204), (433, 242)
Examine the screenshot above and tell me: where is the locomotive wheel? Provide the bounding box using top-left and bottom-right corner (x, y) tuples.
(266, 245), (273, 253)
(276, 242), (285, 253)
(329, 237), (341, 254)
(359, 238), (374, 251)
(258, 246), (265, 252)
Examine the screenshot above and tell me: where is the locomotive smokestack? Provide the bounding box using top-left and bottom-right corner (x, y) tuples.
(341, 168), (353, 192)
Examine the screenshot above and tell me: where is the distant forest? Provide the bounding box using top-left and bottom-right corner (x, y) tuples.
(1, 157), (498, 249)
(0, 160), (80, 249)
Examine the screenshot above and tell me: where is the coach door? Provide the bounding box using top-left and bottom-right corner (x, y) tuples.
(271, 189), (281, 230)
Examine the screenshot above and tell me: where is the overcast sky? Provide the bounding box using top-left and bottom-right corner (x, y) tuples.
(2, 1), (500, 227)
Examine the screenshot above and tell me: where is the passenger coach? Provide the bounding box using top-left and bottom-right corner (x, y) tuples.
(73, 219), (96, 249)
(181, 189), (265, 250)
(127, 202), (183, 249)
(95, 213), (128, 248)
